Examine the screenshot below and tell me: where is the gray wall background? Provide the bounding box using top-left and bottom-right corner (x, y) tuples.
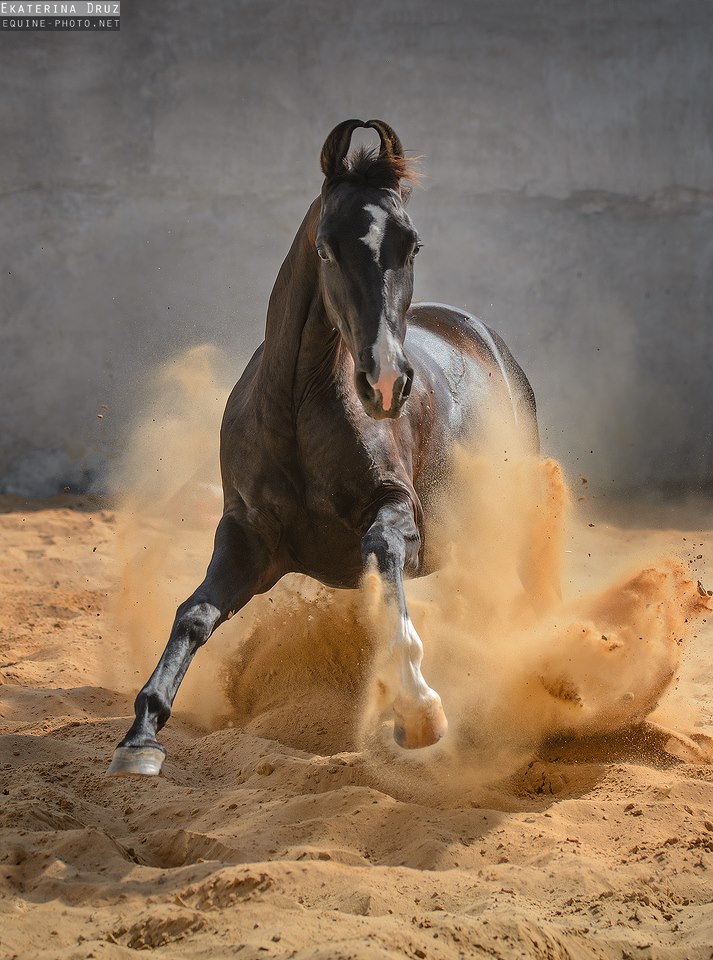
(1, 0), (712, 496)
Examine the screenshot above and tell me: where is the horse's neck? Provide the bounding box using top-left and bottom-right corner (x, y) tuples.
(259, 197), (342, 414)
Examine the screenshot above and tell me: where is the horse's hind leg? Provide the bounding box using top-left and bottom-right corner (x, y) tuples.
(108, 513), (276, 776)
(362, 501), (448, 749)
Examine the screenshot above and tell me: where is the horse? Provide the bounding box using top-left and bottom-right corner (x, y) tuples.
(108, 119), (539, 777)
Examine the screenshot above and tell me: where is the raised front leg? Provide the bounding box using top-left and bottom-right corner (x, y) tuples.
(362, 500), (448, 749)
(108, 512), (278, 776)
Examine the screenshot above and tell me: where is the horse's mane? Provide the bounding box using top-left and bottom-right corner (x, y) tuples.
(333, 146), (420, 194)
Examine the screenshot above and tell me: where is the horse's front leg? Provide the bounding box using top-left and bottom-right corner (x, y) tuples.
(362, 501), (448, 749)
(108, 512), (278, 776)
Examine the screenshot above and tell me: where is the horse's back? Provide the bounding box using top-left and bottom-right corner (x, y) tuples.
(406, 301), (538, 453)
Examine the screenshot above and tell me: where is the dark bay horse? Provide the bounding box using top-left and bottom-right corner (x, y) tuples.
(108, 119), (538, 776)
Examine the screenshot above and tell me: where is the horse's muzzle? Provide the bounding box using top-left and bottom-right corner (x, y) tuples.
(355, 364), (414, 419)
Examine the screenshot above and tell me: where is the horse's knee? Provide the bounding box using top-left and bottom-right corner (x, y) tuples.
(362, 524), (394, 569)
(361, 522), (420, 575)
(175, 600), (221, 649)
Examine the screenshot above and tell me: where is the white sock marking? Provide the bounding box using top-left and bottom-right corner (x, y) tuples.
(387, 613), (440, 714)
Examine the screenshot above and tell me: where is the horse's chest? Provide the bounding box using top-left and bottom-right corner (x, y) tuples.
(285, 482), (366, 587)
(277, 424), (379, 580)
(296, 411), (383, 518)
(301, 465), (372, 526)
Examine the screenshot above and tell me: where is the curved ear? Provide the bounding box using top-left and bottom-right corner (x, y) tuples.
(320, 119), (365, 178)
(365, 119), (404, 160)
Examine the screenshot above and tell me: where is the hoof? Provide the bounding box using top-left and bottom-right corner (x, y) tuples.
(393, 699), (448, 750)
(106, 745), (165, 777)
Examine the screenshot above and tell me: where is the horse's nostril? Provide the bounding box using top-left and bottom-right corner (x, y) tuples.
(401, 367), (414, 401)
(355, 370), (376, 403)
(390, 369), (414, 410)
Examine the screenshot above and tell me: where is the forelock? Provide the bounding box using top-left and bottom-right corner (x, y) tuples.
(328, 146), (418, 198)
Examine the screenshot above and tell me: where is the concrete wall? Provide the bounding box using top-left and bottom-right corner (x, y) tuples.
(1, 0), (712, 495)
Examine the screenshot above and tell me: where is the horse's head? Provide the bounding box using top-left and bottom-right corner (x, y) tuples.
(316, 119), (421, 420)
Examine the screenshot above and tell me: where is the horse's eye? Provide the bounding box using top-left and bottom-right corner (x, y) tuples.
(411, 242), (423, 260)
(317, 244), (332, 263)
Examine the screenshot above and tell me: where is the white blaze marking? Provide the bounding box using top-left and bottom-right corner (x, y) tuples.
(361, 203), (401, 411)
(369, 318), (400, 411)
(360, 203), (388, 263)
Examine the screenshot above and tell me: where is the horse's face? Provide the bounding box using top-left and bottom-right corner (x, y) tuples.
(316, 183), (421, 420)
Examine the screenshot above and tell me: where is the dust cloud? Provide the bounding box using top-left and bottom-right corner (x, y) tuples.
(107, 345), (230, 721)
(108, 347), (711, 788)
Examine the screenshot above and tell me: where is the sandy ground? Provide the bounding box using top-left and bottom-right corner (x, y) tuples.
(1, 493), (713, 960)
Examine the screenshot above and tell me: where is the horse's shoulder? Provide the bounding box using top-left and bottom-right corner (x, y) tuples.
(222, 343), (264, 416)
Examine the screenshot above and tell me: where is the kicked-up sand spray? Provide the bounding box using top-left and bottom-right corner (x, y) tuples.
(108, 347), (711, 789)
